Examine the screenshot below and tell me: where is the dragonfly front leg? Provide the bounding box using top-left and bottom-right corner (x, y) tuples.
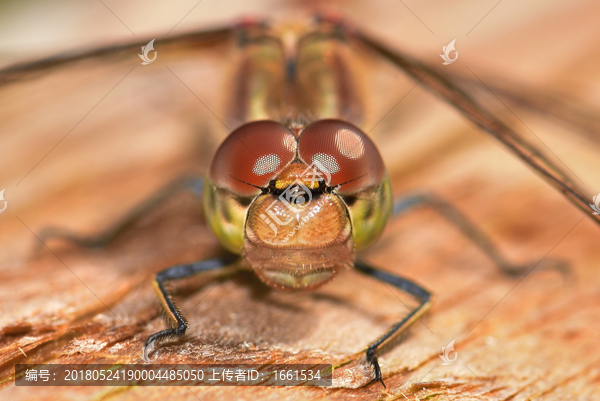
(354, 260), (432, 388)
(39, 176), (204, 248)
(392, 193), (569, 277)
(143, 254), (238, 362)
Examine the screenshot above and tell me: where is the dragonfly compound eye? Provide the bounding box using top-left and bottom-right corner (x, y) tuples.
(297, 119), (393, 251)
(209, 120), (297, 196)
(297, 119), (385, 194)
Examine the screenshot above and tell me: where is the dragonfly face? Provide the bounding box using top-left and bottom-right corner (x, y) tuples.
(203, 119), (393, 289)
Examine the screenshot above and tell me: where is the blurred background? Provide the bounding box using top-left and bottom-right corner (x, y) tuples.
(2, 0), (599, 85)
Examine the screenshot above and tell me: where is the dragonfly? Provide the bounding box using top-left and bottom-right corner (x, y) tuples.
(2, 14), (598, 387)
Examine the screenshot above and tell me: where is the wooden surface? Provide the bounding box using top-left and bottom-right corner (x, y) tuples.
(1, 1), (600, 400)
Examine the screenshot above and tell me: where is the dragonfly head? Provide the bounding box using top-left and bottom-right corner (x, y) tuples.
(204, 119), (392, 290)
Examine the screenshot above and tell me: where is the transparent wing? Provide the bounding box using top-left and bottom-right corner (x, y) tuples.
(448, 72), (600, 147)
(0, 26), (239, 203)
(320, 17), (600, 226)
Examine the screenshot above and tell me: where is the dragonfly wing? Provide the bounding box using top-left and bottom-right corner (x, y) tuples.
(0, 25), (240, 197)
(448, 71), (600, 146)
(0, 26), (234, 84)
(337, 20), (600, 226)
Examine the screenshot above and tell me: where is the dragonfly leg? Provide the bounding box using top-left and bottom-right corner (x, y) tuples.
(39, 176), (204, 248)
(143, 254), (238, 362)
(392, 193), (569, 277)
(354, 260), (432, 388)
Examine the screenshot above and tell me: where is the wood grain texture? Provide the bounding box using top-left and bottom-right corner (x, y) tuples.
(1, 1), (600, 400)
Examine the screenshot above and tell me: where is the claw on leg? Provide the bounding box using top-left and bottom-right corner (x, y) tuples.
(366, 349), (386, 388)
(142, 340), (157, 363)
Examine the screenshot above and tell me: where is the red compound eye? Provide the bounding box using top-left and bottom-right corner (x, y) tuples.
(298, 120), (385, 193)
(210, 121), (297, 196)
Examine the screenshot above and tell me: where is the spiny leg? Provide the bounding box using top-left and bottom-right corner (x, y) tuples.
(39, 176), (204, 248)
(143, 254), (238, 362)
(392, 193), (568, 277)
(354, 260), (432, 388)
